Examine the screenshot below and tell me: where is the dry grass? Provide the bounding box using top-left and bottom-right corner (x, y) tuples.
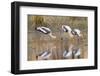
(27, 15), (88, 61)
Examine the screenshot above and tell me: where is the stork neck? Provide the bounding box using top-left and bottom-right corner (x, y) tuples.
(49, 33), (56, 38)
(68, 31), (74, 38)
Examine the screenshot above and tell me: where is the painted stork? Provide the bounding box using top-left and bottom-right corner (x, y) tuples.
(35, 26), (56, 38)
(62, 25), (74, 38)
(62, 25), (83, 43)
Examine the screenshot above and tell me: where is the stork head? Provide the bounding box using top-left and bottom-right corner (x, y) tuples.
(62, 25), (72, 32)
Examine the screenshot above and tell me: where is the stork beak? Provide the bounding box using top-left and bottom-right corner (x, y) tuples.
(79, 34), (83, 38)
(79, 34), (82, 37)
(78, 33), (83, 42)
(49, 33), (56, 39)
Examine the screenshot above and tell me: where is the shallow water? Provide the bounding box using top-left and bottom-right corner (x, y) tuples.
(28, 32), (88, 61)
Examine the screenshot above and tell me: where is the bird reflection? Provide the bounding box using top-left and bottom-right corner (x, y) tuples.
(36, 50), (52, 60)
(63, 44), (81, 59)
(72, 48), (81, 59)
(63, 44), (73, 59)
(36, 44), (81, 60)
